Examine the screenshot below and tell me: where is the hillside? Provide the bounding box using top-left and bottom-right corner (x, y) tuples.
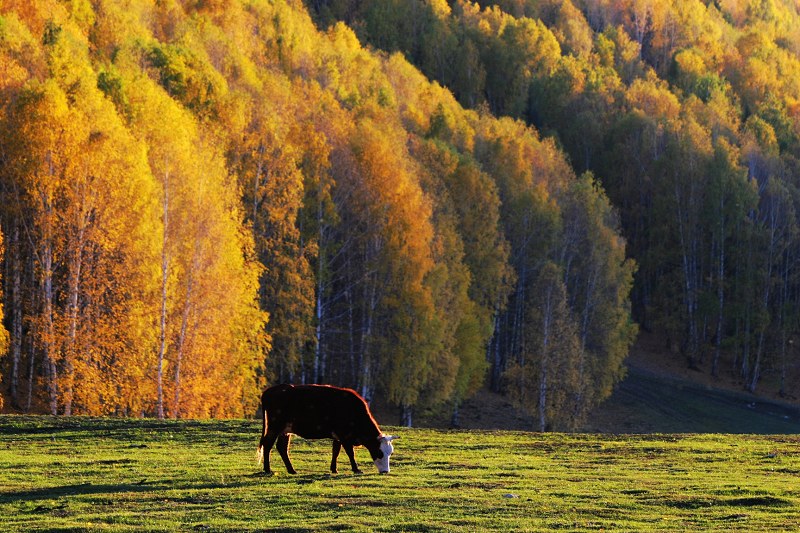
(586, 332), (800, 433)
(584, 366), (800, 434)
(409, 332), (800, 434)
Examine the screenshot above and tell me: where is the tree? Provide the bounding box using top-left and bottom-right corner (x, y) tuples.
(2, 42), (163, 415)
(229, 84), (315, 385)
(703, 139), (755, 378)
(746, 176), (796, 393)
(411, 137), (513, 421)
(2, 0), (658, 420)
(558, 173), (637, 411)
(505, 262), (582, 431)
(347, 115), (437, 424)
(126, 70), (265, 418)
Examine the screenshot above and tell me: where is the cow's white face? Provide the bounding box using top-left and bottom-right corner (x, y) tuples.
(373, 435), (396, 474)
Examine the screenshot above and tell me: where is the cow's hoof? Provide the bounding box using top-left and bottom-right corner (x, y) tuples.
(330, 469), (338, 474)
(287, 469), (298, 475)
(261, 471), (275, 477)
(353, 470), (364, 475)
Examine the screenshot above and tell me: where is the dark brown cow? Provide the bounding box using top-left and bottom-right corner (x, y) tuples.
(257, 384), (396, 475)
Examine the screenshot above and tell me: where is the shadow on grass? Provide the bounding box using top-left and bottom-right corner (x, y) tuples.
(0, 416), (258, 445)
(0, 479), (251, 503)
(0, 481), (166, 503)
(246, 471), (369, 485)
(665, 495), (792, 509)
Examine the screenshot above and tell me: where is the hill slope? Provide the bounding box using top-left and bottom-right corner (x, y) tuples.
(587, 331), (800, 433)
(583, 365), (800, 434)
(412, 333), (800, 434)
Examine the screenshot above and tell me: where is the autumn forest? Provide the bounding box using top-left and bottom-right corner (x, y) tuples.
(0, 0), (798, 429)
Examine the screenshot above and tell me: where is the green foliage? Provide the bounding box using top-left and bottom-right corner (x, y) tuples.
(41, 20), (61, 46)
(145, 41), (227, 117)
(96, 66), (129, 116)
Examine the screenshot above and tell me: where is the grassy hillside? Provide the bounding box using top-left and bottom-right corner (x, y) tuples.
(580, 332), (800, 434)
(583, 366), (800, 434)
(1, 416), (798, 531)
(410, 365), (800, 434)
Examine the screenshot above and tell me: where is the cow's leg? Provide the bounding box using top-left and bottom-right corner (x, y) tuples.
(276, 434), (297, 474)
(260, 431), (279, 475)
(330, 440), (342, 474)
(342, 443), (362, 474)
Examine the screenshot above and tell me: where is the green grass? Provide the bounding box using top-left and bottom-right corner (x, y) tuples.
(1, 416), (798, 531)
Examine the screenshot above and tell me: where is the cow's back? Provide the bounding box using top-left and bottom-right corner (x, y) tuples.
(261, 384), (377, 442)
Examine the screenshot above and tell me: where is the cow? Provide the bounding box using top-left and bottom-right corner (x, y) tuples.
(257, 384), (397, 475)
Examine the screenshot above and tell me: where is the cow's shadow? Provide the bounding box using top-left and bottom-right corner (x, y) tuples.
(248, 471), (362, 483)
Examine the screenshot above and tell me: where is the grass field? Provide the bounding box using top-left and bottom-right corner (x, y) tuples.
(1, 416), (798, 531)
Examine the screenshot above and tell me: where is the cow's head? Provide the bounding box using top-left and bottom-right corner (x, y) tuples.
(371, 435), (397, 474)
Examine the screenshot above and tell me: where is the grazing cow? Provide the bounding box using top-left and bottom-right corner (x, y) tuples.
(257, 384), (397, 475)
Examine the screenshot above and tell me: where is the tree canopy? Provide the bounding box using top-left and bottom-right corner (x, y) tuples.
(0, 0), (639, 427)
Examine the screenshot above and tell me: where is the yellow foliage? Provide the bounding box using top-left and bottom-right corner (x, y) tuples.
(626, 74), (681, 120)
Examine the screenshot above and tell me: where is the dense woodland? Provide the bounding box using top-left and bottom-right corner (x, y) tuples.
(0, 0), (795, 429)
(313, 0), (800, 396)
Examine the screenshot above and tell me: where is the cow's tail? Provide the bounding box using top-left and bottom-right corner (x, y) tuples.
(256, 395), (267, 465)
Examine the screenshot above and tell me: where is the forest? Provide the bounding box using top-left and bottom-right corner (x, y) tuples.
(314, 0), (800, 397)
(0, 0), (797, 429)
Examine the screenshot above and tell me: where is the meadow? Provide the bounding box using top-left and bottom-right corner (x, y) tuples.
(0, 415), (798, 532)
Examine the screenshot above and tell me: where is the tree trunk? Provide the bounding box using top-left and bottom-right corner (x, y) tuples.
(359, 277), (376, 402)
(9, 225), (22, 408)
(712, 200), (724, 378)
(400, 405), (413, 427)
(63, 218), (86, 416)
(538, 283), (553, 433)
(489, 309), (502, 391)
(173, 272), (194, 419)
(313, 196), (327, 384)
(41, 155), (58, 415)
(157, 175), (170, 420)
(674, 183), (700, 369)
(43, 238), (57, 415)
(25, 253), (37, 412)
(451, 399), (460, 428)
(749, 197), (779, 393)
(538, 364), (548, 433)
(778, 253), (790, 397)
